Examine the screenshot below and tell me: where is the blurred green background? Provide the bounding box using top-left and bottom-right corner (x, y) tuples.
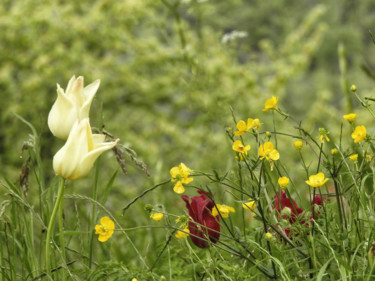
(1, 0), (375, 277)
(1, 0), (375, 182)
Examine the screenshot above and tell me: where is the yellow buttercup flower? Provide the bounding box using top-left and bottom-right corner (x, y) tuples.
(265, 232), (273, 240)
(262, 96), (279, 111)
(349, 154), (358, 162)
(242, 199), (256, 215)
(305, 172), (329, 188)
(233, 140), (251, 155)
(234, 120), (248, 136)
(248, 118), (261, 130)
(258, 142), (279, 169)
(175, 228), (190, 239)
(212, 204), (235, 218)
(294, 140), (303, 150)
(234, 118), (261, 136)
(343, 113), (356, 123)
(278, 177), (290, 190)
(352, 125), (367, 143)
(331, 148), (338, 155)
(95, 216), (115, 242)
(150, 213), (164, 221)
(170, 163), (193, 194)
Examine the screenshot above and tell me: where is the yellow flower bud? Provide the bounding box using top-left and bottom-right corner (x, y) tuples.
(265, 232), (273, 240)
(331, 148), (338, 155)
(150, 213), (164, 221)
(278, 177), (290, 189)
(351, 84), (357, 92)
(48, 76), (100, 140)
(294, 140), (303, 150)
(53, 119), (119, 180)
(349, 154), (358, 162)
(343, 113), (356, 123)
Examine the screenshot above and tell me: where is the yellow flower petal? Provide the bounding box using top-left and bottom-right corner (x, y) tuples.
(150, 213), (164, 221)
(173, 182), (185, 194)
(175, 228), (190, 239)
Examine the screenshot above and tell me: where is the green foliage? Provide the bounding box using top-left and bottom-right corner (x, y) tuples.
(2, 0), (375, 280)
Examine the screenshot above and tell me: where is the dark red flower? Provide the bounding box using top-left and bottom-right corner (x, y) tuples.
(312, 195), (328, 206)
(273, 191), (328, 238)
(181, 190), (220, 248)
(273, 191), (306, 238)
(274, 191), (303, 223)
(311, 195), (328, 218)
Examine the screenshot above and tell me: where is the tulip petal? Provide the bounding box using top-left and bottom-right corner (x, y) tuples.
(65, 75), (77, 95)
(53, 119), (91, 179)
(48, 85), (78, 140)
(75, 138), (119, 180)
(80, 79), (100, 120)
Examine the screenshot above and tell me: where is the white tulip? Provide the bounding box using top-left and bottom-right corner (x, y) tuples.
(53, 118), (119, 180)
(48, 75), (100, 140)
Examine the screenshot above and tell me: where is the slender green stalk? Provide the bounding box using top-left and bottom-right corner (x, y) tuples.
(45, 177), (65, 277)
(88, 158), (101, 268)
(58, 192), (66, 281)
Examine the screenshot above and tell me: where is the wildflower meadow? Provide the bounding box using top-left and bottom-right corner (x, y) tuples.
(2, 1), (375, 280)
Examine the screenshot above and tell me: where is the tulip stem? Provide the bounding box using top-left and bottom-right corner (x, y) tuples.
(45, 177), (65, 278)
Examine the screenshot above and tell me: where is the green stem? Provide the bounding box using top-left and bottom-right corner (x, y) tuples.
(58, 190), (66, 281)
(45, 177), (65, 277)
(89, 158), (101, 268)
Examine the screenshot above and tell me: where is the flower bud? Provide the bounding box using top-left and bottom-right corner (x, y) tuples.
(53, 119), (119, 180)
(294, 140), (303, 150)
(281, 207), (292, 217)
(351, 84), (357, 92)
(48, 76), (100, 140)
(265, 232), (273, 240)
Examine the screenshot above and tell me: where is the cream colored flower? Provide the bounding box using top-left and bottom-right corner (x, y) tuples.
(48, 76), (100, 140)
(53, 119), (119, 180)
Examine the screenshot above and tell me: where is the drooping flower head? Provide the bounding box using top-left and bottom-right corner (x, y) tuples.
(181, 190), (220, 248)
(53, 118), (119, 180)
(305, 172), (329, 188)
(170, 163), (194, 194)
(233, 140), (251, 155)
(95, 216), (115, 242)
(262, 96), (278, 111)
(258, 141), (279, 169)
(48, 76), (100, 140)
(351, 125), (367, 143)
